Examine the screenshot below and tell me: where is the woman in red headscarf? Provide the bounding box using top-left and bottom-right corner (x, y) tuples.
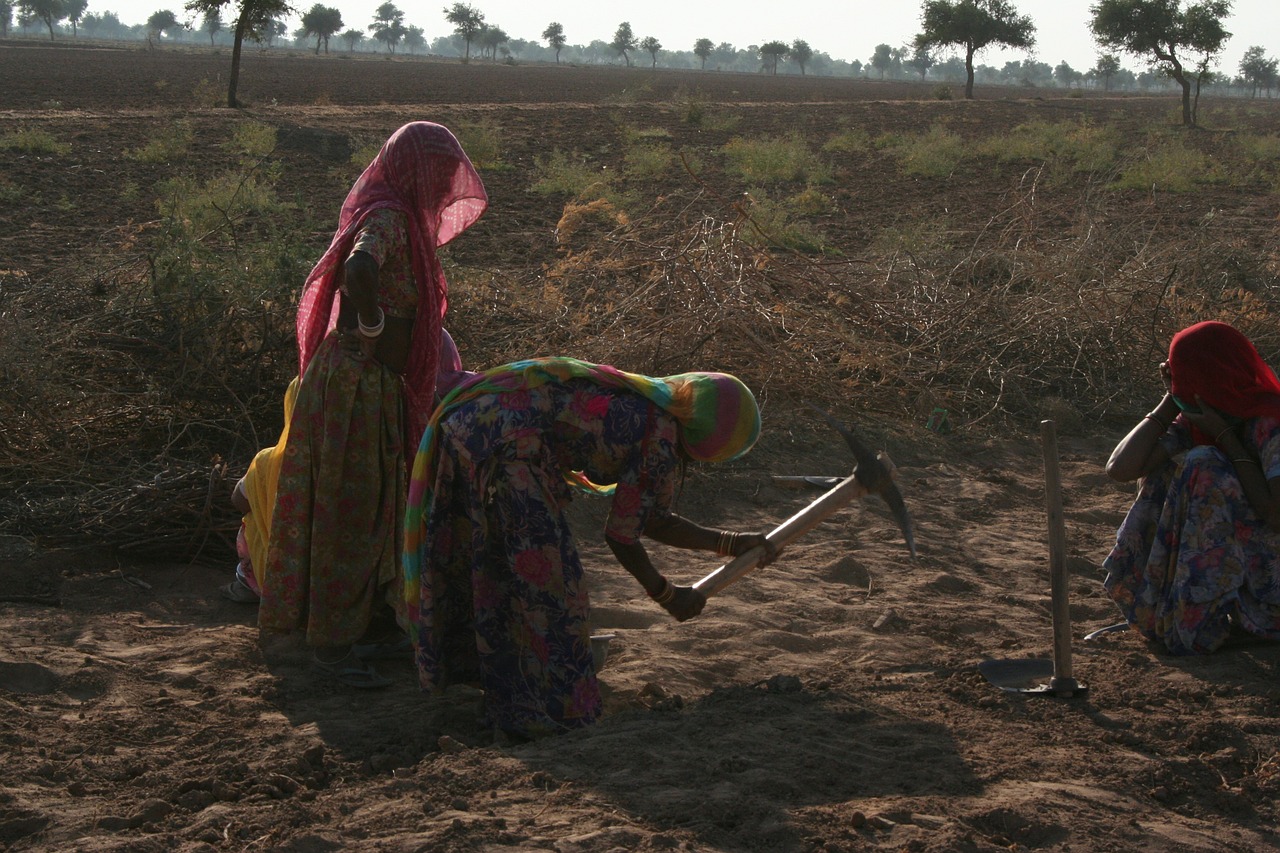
(1103, 321), (1280, 654)
(259, 123), (487, 687)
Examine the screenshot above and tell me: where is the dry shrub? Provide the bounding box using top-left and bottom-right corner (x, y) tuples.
(453, 170), (1280, 443)
(5, 162), (1279, 562)
(0, 230), (301, 561)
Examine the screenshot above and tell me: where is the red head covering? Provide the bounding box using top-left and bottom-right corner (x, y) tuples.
(295, 122), (488, 450)
(1168, 321), (1280, 442)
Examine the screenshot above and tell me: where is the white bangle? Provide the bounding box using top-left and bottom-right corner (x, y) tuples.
(357, 307), (385, 339)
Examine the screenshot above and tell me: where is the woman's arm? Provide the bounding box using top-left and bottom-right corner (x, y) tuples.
(1106, 393), (1178, 482)
(604, 515), (776, 623)
(339, 250), (412, 373)
(642, 513), (771, 559)
(605, 535), (706, 622)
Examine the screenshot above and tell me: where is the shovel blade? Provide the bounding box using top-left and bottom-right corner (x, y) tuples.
(978, 657), (1054, 691)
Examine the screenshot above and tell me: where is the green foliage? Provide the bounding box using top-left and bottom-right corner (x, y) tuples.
(453, 118), (505, 170)
(227, 120), (278, 161)
(191, 77), (224, 108)
(301, 3), (343, 54)
(348, 137), (384, 171)
(700, 111), (741, 132)
(618, 123), (673, 144)
(670, 84), (707, 125)
(127, 120), (194, 164)
(0, 127), (70, 155)
(146, 164), (308, 365)
(933, 84), (955, 100)
(789, 186), (834, 216)
(622, 144), (674, 182)
(1113, 135), (1213, 192)
(917, 0), (1036, 96)
(869, 216), (954, 258)
(611, 21), (637, 65)
(530, 149), (614, 201)
(977, 120), (1120, 174)
(0, 174), (23, 205)
(884, 125), (967, 177)
(822, 127), (872, 154)
(739, 188), (829, 254)
(1090, 0), (1231, 125)
(722, 133), (832, 185)
(1234, 133), (1280, 172)
(155, 170), (287, 237)
(444, 2), (484, 60)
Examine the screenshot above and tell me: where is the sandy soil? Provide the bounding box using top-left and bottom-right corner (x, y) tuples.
(3, 42), (1280, 853)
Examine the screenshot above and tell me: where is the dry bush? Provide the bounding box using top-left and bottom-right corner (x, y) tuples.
(452, 168), (1280, 440)
(4, 162), (1278, 563)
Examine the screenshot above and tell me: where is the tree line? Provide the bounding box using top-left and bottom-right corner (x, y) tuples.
(4, 0), (1276, 124)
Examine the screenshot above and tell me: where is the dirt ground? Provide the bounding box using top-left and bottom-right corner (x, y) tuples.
(3, 43), (1280, 852)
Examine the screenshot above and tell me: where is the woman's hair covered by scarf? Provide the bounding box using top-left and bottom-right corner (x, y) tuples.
(656, 371), (761, 462)
(294, 121), (488, 448)
(1168, 322), (1280, 426)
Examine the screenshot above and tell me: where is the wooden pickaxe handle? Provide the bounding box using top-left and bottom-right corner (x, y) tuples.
(692, 470), (870, 598)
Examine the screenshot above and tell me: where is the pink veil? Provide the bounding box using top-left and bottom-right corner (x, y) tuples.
(294, 121), (488, 450)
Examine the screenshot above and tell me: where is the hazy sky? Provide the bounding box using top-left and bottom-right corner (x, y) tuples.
(104, 1), (1277, 74)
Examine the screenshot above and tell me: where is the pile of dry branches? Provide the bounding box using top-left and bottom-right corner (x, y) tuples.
(2, 170), (1276, 562)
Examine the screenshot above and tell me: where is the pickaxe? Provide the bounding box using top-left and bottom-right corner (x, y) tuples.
(693, 404), (917, 598)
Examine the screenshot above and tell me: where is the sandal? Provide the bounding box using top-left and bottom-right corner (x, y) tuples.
(352, 634), (412, 661)
(220, 577), (259, 604)
(313, 652), (393, 689)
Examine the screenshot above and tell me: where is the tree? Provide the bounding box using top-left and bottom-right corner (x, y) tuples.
(1054, 60), (1083, 87)
(908, 43), (935, 79)
(369, 2), (404, 53)
(301, 3), (341, 54)
(19, 0), (67, 41)
(1090, 0), (1231, 127)
(694, 37), (713, 69)
(611, 21), (636, 66)
(759, 40), (787, 75)
(1238, 45), (1278, 98)
(145, 8), (179, 44)
(640, 35), (661, 68)
(257, 14), (286, 45)
(789, 38), (812, 75)
(403, 23), (424, 54)
(916, 0), (1036, 99)
(202, 7), (222, 43)
(64, 0), (85, 35)
(871, 42), (892, 78)
(1094, 52), (1121, 90)
(341, 26), (362, 51)
(0, 0), (12, 36)
(477, 23), (507, 61)
(542, 21), (565, 63)
(184, 0), (292, 106)
(443, 3), (483, 61)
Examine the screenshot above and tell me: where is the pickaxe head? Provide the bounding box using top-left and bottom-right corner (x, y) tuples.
(806, 403), (917, 558)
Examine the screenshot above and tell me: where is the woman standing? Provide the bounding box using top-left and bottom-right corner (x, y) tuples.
(403, 358), (773, 739)
(260, 122), (487, 687)
(1103, 321), (1280, 654)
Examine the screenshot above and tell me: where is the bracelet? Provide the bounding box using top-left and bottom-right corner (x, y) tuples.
(1142, 413), (1170, 431)
(650, 577), (676, 606)
(717, 530), (739, 557)
(357, 307), (385, 339)
(1214, 425), (1234, 444)
(1232, 457), (1257, 466)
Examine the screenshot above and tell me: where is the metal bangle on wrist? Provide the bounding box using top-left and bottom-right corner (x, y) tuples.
(357, 306), (385, 339)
